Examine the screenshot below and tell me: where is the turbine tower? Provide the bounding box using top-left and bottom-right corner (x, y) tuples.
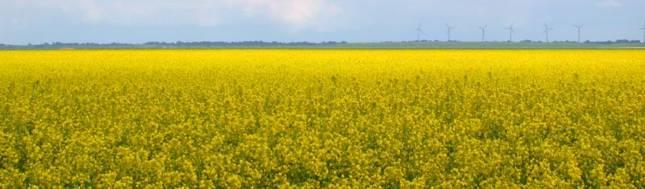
(416, 23), (424, 42)
(572, 25), (583, 43)
(505, 25), (515, 42)
(544, 24), (553, 43)
(446, 24), (455, 41)
(479, 25), (488, 42)
(641, 22), (645, 44)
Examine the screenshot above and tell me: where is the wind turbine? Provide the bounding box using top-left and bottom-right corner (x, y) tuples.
(572, 25), (583, 43)
(505, 25), (515, 42)
(478, 25), (488, 42)
(446, 24), (455, 41)
(641, 22), (645, 44)
(544, 24), (554, 43)
(416, 23), (425, 42)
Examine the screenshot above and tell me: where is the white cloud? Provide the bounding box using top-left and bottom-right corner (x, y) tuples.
(233, 0), (341, 29)
(5, 0), (340, 29)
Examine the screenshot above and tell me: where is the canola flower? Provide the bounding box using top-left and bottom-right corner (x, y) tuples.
(0, 49), (643, 188)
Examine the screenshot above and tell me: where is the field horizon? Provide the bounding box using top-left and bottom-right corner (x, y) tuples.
(2, 41), (644, 50)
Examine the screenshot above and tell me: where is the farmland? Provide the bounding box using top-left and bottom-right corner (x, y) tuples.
(0, 50), (643, 188)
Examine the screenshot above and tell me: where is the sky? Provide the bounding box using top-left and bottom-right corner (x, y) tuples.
(1, 0), (644, 44)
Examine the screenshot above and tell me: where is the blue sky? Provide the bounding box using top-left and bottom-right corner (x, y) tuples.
(1, 0), (644, 44)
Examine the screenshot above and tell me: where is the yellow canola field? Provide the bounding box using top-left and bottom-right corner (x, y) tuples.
(0, 50), (643, 188)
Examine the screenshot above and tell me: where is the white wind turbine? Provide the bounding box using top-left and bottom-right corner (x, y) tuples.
(505, 25), (515, 42)
(572, 25), (583, 43)
(641, 22), (645, 44)
(446, 24), (455, 41)
(544, 24), (554, 43)
(479, 25), (488, 42)
(416, 23), (425, 41)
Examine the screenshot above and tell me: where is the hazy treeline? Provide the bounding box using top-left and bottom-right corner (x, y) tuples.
(0, 40), (642, 49)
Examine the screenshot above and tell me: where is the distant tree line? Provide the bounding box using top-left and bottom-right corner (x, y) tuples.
(145, 41), (348, 46)
(517, 39), (642, 44)
(0, 40), (642, 49)
(0, 41), (349, 49)
(403, 39), (642, 44)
